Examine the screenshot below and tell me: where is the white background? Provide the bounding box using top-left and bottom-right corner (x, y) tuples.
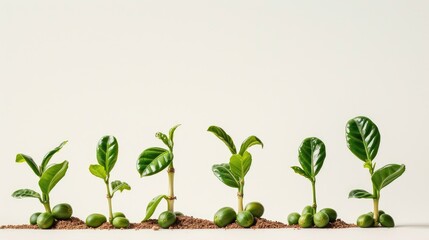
(0, 0), (428, 235)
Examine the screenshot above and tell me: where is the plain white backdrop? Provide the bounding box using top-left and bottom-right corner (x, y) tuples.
(0, 1), (428, 233)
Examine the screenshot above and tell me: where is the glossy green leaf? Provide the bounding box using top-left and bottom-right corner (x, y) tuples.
(207, 126), (237, 154)
(137, 147), (172, 177)
(298, 137), (326, 179)
(111, 180), (131, 195)
(348, 189), (374, 199)
(12, 189), (41, 200)
(212, 163), (239, 188)
(16, 154), (40, 177)
(155, 132), (170, 149)
(41, 140), (68, 173)
(229, 151), (252, 179)
(169, 124), (181, 146)
(96, 135), (118, 174)
(291, 166), (311, 180)
(89, 164), (107, 180)
(39, 161), (69, 195)
(372, 164), (406, 190)
(239, 136), (263, 155)
(346, 116), (381, 162)
(142, 195), (168, 221)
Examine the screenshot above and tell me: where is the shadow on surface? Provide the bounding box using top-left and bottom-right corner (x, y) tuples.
(396, 224), (429, 229)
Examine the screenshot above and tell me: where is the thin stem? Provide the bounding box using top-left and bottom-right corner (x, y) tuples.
(167, 165), (175, 212)
(368, 161), (379, 226)
(237, 180), (244, 212)
(311, 180), (317, 212)
(373, 198), (379, 226)
(105, 179), (113, 223)
(42, 194), (51, 213)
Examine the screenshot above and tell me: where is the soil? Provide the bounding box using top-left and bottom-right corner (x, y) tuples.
(0, 216), (355, 230)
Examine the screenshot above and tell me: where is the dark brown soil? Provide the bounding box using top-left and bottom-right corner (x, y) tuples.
(0, 216), (355, 230)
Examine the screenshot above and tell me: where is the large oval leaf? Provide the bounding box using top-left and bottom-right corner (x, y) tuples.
(212, 163), (239, 188)
(372, 164), (406, 190)
(12, 189), (41, 200)
(298, 137), (326, 179)
(38, 161), (69, 194)
(239, 136), (263, 155)
(348, 189), (374, 199)
(96, 135), (118, 174)
(229, 151), (252, 179)
(41, 140), (68, 173)
(346, 116), (380, 162)
(137, 147), (172, 177)
(16, 154), (40, 177)
(207, 126), (237, 154)
(142, 195), (168, 221)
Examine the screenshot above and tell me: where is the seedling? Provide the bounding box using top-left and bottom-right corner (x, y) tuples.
(12, 141), (69, 214)
(289, 137), (337, 228)
(137, 124), (180, 224)
(346, 116), (406, 227)
(88, 136), (131, 226)
(208, 125), (263, 227)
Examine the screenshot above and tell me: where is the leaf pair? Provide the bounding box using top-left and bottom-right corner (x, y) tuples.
(136, 125), (180, 177)
(208, 126), (263, 188)
(291, 137), (326, 182)
(349, 164), (406, 199)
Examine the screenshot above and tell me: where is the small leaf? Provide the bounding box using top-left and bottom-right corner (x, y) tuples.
(96, 136), (119, 174)
(298, 137), (326, 178)
(169, 124), (181, 147)
(348, 189), (374, 199)
(12, 189), (41, 200)
(39, 161), (69, 195)
(111, 180), (131, 195)
(346, 116), (381, 162)
(372, 164), (406, 190)
(239, 136), (263, 155)
(291, 166), (311, 180)
(142, 195), (168, 221)
(155, 132), (170, 149)
(89, 164), (107, 180)
(16, 154), (40, 177)
(229, 151), (252, 179)
(137, 147), (172, 177)
(207, 126), (237, 154)
(41, 140), (68, 173)
(212, 163), (239, 188)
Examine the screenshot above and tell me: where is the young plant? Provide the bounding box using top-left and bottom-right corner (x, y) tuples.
(346, 116), (406, 227)
(137, 124), (180, 226)
(12, 141), (71, 228)
(88, 135), (131, 227)
(208, 125), (264, 228)
(289, 137), (337, 228)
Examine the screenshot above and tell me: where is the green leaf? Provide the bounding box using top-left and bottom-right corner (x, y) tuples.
(298, 137), (326, 179)
(96, 135), (118, 174)
(291, 166), (311, 180)
(207, 125), (237, 154)
(41, 140), (68, 173)
(239, 136), (263, 155)
(229, 151), (252, 179)
(38, 161), (69, 195)
(137, 147), (172, 177)
(16, 154), (40, 177)
(169, 124), (181, 146)
(212, 163), (240, 188)
(111, 180), (131, 195)
(89, 164), (107, 180)
(346, 116), (381, 162)
(142, 195), (168, 221)
(348, 189), (374, 199)
(372, 164), (406, 190)
(12, 189), (41, 200)
(155, 132), (170, 149)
